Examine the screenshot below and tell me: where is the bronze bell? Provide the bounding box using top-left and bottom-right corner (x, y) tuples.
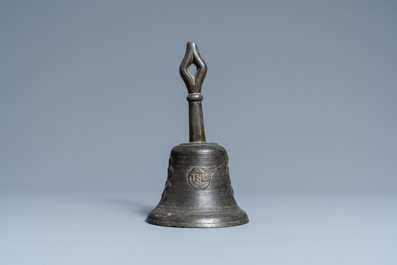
(146, 42), (248, 228)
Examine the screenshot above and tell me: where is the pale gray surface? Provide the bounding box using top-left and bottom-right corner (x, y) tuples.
(1, 1), (396, 264)
(1, 0), (396, 191)
(1, 191), (396, 265)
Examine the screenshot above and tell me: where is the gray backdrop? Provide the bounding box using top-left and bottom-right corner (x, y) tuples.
(1, 0), (396, 192)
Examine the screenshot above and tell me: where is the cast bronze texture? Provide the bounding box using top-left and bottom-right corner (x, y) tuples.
(146, 42), (249, 228)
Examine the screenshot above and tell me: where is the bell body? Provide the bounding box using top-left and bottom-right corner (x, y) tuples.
(147, 43), (248, 228)
(146, 143), (249, 228)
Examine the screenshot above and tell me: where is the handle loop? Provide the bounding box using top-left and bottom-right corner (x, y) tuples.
(179, 42), (208, 95)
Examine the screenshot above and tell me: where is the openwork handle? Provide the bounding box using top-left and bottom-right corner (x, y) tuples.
(180, 42), (207, 142)
(180, 42), (208, 95)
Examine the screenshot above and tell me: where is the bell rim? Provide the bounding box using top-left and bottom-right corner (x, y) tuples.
(145, 216), (249, 228)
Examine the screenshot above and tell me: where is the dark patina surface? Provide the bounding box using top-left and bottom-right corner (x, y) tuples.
(146, 42), (248, 228)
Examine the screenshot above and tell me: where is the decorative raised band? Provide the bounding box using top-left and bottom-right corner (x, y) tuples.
(187, 93), (203, 102)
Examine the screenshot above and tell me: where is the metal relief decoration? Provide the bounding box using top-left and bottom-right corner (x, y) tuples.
(188, 167), (212, 190)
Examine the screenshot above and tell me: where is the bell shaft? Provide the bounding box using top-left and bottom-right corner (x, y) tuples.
(188, 100), (206, 142)
(180, 42), (208, 143)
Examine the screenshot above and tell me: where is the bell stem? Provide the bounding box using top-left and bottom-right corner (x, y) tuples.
(179, 42), (208, 143)
(188, 100), (206, 142)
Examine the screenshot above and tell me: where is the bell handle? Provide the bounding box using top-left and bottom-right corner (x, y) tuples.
(180, 42), (207, 142)
(179, 42), (207, 94)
